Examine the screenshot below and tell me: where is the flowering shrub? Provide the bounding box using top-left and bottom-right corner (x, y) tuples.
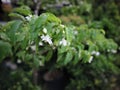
(0, 6), (118, 89)
(1, 13), (117, 65)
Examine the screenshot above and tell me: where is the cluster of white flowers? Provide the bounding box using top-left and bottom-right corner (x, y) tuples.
(41, 35), (53, 45)
(88, 56), (93, 63)
(91, 51), (100, 56)
(107, 49), (117, 54)
(59, 38), (68, 46)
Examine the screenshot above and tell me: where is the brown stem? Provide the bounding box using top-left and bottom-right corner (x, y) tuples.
(32, 0), (41, 15)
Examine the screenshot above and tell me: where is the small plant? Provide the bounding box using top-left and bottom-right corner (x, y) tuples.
(0, 6), (118, 89)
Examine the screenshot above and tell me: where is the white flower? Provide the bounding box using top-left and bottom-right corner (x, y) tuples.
(39, 41), (43, 46)
(96, 52), (100, 56)
(17, 59), (22, 64)
(39, 61), (44, 66)
(74, 31), (78, 35)
(60, 24), (65, 28)
(111, 49), (117, 54)
(107, 49), (110, 52)
(63, 30), (65, 34)
(91, 51), (100, 56)
(43, 28), (47, 33)
(88, 56), (93, 63)
(30, 45), (36, 51)
(41, 35), (53, 45)
(91, 51), (96, 55)
(25, 15), (32, 21)
(107, 49), (117, 53)
(59, 38), (68, 46)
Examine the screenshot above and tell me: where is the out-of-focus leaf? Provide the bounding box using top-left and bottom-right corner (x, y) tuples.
(64, 51), (73, 65)
(58, 46), (69, 54)
(65, 26), (73, 43)
(0, 32), (10, 41)
(17, 51), (26, 60)
(13, 6), (32, 16)
(5, 20), (22, 45)
(0, 40), (12, 61)
(9, 13), (25, 21)
(46, 13), (61, 23)
(45, 50), (53, 61)
(81, 51), (91, 63)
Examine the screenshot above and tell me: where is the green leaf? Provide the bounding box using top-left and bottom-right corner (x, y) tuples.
(81, 51), (91, 63)
(64, 51), (73, 65)
(88, 43), (98, 52)
(0, 40), (12, 62)
(13, 6), (32, 16)
(100, 29), (105, 35)
(35, 13), (61, 29)
(16, 32), (26, 42)
(9, 13), (25, 21)
(65, 26), (73, 43)
(0, 32), (10, 41)
(16, 51), (26, 60)
(73, 53), (79, 65)
(58, 46), (69, 54)
(56, 54), (65, 67)
(45, 50), (53, 61)
(79, 24), (88, 30)
(25, 54), (33, 61)
(5, 20), (22, 45)
(46, 13), (61, 23)
(73, 46), (82, 65)
(35, 14), (48, 29)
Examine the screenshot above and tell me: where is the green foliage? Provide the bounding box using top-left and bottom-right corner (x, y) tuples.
(0, 5), (119, 90)
(35, 0), (120, 90)
(49, 0), (120, 90)
(0, 41), (12, 61)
